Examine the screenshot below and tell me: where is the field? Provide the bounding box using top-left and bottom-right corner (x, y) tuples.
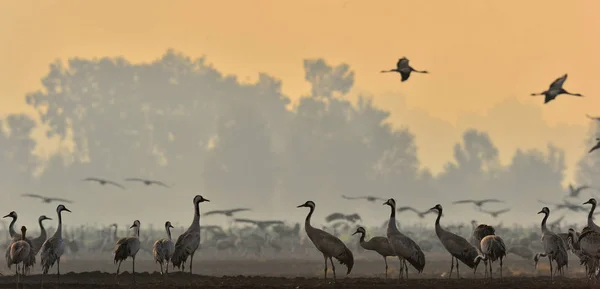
(0, 257), (592, 289)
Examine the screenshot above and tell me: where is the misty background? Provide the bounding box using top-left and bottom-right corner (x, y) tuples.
(1, 50), (598, 229)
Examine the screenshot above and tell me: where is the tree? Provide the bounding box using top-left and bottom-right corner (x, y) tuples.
(0, 114), (39, 189)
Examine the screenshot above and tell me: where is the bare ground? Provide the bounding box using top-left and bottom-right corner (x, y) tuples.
(0, 258), (593, 288)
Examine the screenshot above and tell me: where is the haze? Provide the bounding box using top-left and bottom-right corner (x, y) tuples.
(0, 0), (598, 229)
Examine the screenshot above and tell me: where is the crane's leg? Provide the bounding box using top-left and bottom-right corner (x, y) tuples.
(159, 261), (164, 275)
(329, 257), (337, 282)
(448, 256), (454, 279)
(15, 264), (18, 286)
(489, 260), (493, 279)
(397, 258), (404, 282)
(116, 260), (123, 281)
(190, 252), (194, 275)
(500, 257), (503, 279)
(323, 255), (328, 280)
(57, 257), (61, 283)
(456, 259), (460, 279)
(403, 259), (408, 279)
(133, 256), (136, 284)
(483, 260), (488, 278)
(383, 256), (388, 279)
(548, 256), (553, 281)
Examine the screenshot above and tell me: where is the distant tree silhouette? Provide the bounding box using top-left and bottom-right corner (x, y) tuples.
(576, 122), (600, 189)
(0, 114), (39, 189)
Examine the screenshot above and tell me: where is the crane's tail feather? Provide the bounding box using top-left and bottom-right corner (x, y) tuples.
(171, 245), (190, 269)
(113, 244), (129, 264)
(406, 250), (426, 273)
(334, 246), (354, 275)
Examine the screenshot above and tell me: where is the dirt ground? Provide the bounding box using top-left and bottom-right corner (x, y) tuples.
(0, 258), (593, 288)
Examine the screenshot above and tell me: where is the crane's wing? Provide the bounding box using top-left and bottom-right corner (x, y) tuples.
(325, 213), (346, 223)
(50, 198), (73, 203)
(493, 208), (510, 215)
(106, 181), (125, 189)
(233, 218), (257, 225)
(397, 57), (409, 69)
(590, 143), (600, 153)
(397, 206), (420, 213)
(21, 194), (44, 199)
(452, 200), (475, 204)
(124, 178), (145, 182)
(586, 114), (600, 121)
(229, 208), (251, 214)
(203, 210), (226, 216)
(346, 213), (361, 222)
(341, 195), (362, 200)
(481, 199), (503, 203)
(549, 74), (567, 90)
(82, 177), (102, 182)
(151, 181), (171, 188)
(257, 220), (284, 226)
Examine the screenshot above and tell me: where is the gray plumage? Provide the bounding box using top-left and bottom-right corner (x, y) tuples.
(171, 195), (210, 274)
(474, 235), (506, 279)
(30, 215), (52, 257)
(383, 198), (425, 281)
(430, 204), (478, 279)
(153, 221), (175, 275)
(9, 226), (30, 285)
(3, 211), (35, 273)
(535, 207), (568, 281)
(531, 74), (583, 104)
(566, 228), (594, 277)
(297, 201), (354, 281)
(40, 204), (71, 287)
(114, 220), (141, 283)
(352, 226), (395, 278)
(583, 198), (600, 232)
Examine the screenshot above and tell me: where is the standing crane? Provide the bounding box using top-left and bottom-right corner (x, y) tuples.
(474, 235), (507, 279)
(40, 204), (71, 287)
(114, 220), (141, 284)
(171, 195), (210, 274)
(297, 201), (354, 282)
(383, 198), (425, 281)
(429, 204), (479, 279)
(352, 226), (395, 278)
(534, 207), (568, 281)
(380, 57), (429, 82)
(153, 221), (175, 276)
(9, 226), (30, 287)
(531, 74), (583, 104)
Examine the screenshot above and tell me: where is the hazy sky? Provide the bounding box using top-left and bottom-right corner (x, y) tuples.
(0, 1), (598, 227)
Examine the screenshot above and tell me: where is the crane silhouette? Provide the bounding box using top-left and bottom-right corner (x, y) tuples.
(124, 178), (171, 188)
(21, 194), (73, 204)
(380, 57), (428, 82)
(341, 195), (385, 202)
(589, 138), (600, 153)
(531, 74), (583, 104)
(82, 177), (125, 189)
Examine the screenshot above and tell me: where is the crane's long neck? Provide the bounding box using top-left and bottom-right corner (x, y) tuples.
(569, 232), (580, 250)
(387, 205), (398, 231)
(304, 206), (315, 230)
(166, 226), (172, 240)
(55, 210), (63, 239)
(134, 226), (140, 237)
(588, 203), (597, 228)
(358, 232), (366, 244)
(434, 209), (443, 236)
(8, 216), (17, 238)
(540, 212), (549, 233)
(38, 219), (47, 240)
(191, 201), (201, 229)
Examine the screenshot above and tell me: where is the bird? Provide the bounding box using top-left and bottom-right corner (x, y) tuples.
(352, 226), (396, 278)
(479, 208), (510, 218)
(396, 206), (435, 218)
(203, 208), (251, 217)
(589, 138), (600, 153)
(531, 74), (583, 104)
(567, 227), (599, 278)
(474, 235), (506, 279)
(325, 213), (362, 223)
(587, 114), (600, 121)
(383, 198), (425, 281)
(297, 200), (354, 282)
(567, 184), (593, 198)
(452, 199), (503, 208)
(82, 177), (125, 189)
(172, 195), (210, 274)
(537, 199), (586, 213)
(341, 195), (386, 202)
(153, 221), (175, 276)
(9, 226), (30, 286)
(470, 223), (495, 277)
(124, 178), (171, 188)
(233, 218), (284, 230)
(40, 204), (71, 287)
(380, 57), (428, 82)
(27, 215), (52, 274)
(429, 204), (479, 279)
(534, 207), (568, 281)
(3, 211), (35, 274)
(114, 220), (141, 284)
(21, 194), (73, 204)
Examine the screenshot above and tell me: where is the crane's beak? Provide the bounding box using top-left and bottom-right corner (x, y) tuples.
(169, 224), (174, 228)
(296, 204), (305, 208)
(583, 200), (592, 205)
(537, 210), (544, 214)
(130, 224), (136, 229)
(204, 198), (210, 202)
(429, 207), (437, 211)
(63, 208), (72, 213)
(352, 230), (359, 236)
(2, 214), (10, 218)
(45, 217), (53, 220)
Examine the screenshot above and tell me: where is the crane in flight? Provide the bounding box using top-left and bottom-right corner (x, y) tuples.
(380, 57), (428, 82)
(479, 208), (510, 218)
(589, 138), (600, 154)
(124, 178), (171, 188)
(203, 208), (251, 217)
(82, 177), (125, 189)
(21, 194), (73, 204)
(566, 184), (593, 198)
(341, 195), (385, 203)
(453, 199), (504, 209)
(531, 74), (583, 104)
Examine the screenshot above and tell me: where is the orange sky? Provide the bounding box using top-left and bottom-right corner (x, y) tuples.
(0, 0), (598, 182)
